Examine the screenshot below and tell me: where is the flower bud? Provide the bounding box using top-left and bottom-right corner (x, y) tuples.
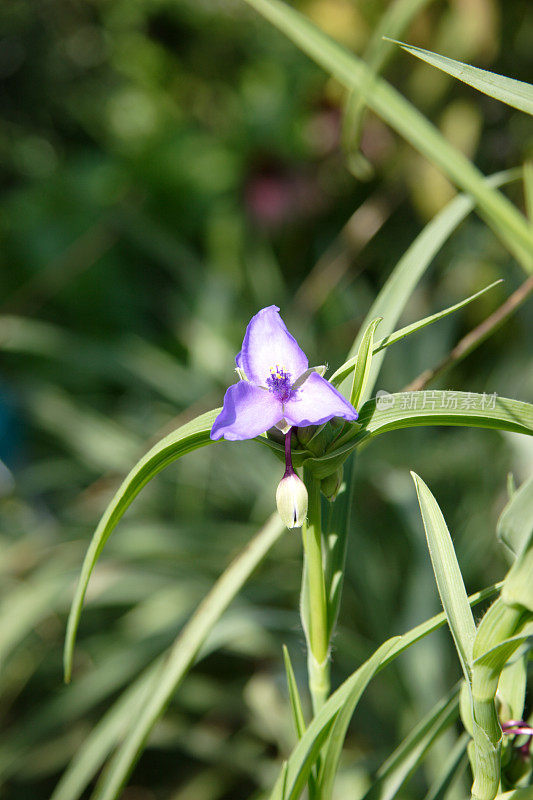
(276, 471), (308, 529)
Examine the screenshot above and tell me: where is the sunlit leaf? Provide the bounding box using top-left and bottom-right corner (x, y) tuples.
(339, 169), (521, 403)
(241, 0), (533, 271)
(497, 475), (533, 557)
(90, 514), (285, 800)
(362, 687), (459, 800)
(391, 40), (533, 116)
(411, 473), (476, 682)
(64, 410), (220, 682)
(282, 646), (307, 741)
(372, 280), (502, 354)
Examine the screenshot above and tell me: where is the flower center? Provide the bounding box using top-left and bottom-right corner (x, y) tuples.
(266, 365), (292, 402)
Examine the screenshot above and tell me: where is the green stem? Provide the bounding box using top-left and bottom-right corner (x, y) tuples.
(302, 467), (330, 715)
(470, 599), (527, 800)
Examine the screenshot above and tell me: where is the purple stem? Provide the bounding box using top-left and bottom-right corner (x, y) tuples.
(502, 719), (533, 760)
(284, 427), (295, 477)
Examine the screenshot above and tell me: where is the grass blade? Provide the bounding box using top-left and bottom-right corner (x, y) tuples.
(411, 473), (476, 682)
(282, 646), (307, 741)
(270, 639), (399, 800)
(391, 41), (533, 116)
(317, 654), (399, 800)
(362, 687), (460, 800)
(353, 392), (533, 444)
(338, 169), (520, 403)
(496, 475), (533, 558)
(423, 732), (469, 800)
(350, 318), (382, 408)
(372, 280), (502, 353)
(51, 663), (162, 800)
(90, 513), (285, 800)
(64, 409), (219, 682)
(332, 280), (501, 388)
(241, 0), (533, 271)
(342, 0), (433, 175)
(302, 393), (533, 479)
(268, 583), (502, 800)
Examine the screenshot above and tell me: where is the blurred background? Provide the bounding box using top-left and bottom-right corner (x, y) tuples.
(0, 0), (532, 798)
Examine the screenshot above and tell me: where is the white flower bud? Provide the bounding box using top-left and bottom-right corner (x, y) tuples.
(276, 471), (308, 529)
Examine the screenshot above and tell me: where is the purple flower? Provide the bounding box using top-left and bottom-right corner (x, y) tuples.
(210, 306), (358, 441)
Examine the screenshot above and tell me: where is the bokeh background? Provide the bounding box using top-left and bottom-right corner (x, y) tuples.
(1, 0), (532, 798)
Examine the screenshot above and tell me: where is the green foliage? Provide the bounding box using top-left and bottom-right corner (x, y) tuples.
(1, 0), (532, 798)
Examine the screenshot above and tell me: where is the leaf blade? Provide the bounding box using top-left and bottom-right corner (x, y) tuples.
(91, 513), (285, 800)
(496, 475), (533, 557)
(362, 687), (460, 800)
(338, 169), (520, 402)
(392, 40), (533, 116)
(63, 409), (220, 682)
(241, 0), (533, 271)
(350, 317), (382, 408)
(411, 473), (476, 681)
(372, 280), (502, 354)
(282, 646), (307, 741)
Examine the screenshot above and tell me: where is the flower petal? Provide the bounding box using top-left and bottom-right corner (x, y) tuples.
(283, 372), (359, 428)
(210, 381), (283, 441)
(237, 306), (308, 386)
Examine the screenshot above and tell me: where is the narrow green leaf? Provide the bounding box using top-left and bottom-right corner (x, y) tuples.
(53, 581), (501, 800)
(496, 475), (533, 557)
(411, 473), (476, 682)
(372, 280), (502, 354)
(282, 646), (307, 741)
(269, 639), (398, 800)
(502, 546), (533, 612)
(270, 758), (289, 800)
(330, 281), (501, 389)
(380, 583), (502, 671)
(51, 663), (162, 800)
(497, 651), (528, 721)
(271, 583), (502, 800)
(391, 40), (533, 116)
(362, 687), (459, 800)
(91, 513), (285, 800)
(64, 409), (220, 682)
(342, 0), (433, 174)
(303, 393), (533, 478)
(338, 169), (520, 403)
(473, 630), (533, 673)
(319, 645), (457, 800)
(270, 582), (500, 800)
(241, 0), (533, 271)
(423, 732), (469, 800)
(353, 392), (533, 444)
(350, 318), (382, 408)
